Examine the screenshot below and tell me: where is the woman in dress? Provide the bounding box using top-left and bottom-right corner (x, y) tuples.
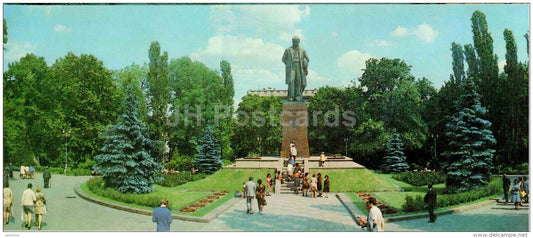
(3, 183), (13, 224)
(511, 179), (521, 210)
(256, 179), (267, 215)
(34, 186), (47, 230)
(323, 175), (330, 198)
(266, 174), (272, 196)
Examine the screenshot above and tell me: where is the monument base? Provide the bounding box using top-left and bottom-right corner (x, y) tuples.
(280, 102), (310, 158)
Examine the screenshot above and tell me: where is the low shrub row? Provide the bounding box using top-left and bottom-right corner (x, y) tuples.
(392, 171), (446, 186)
(86, 177), (165, 209)
(401, 178), (500, 212)
(157, 172), (207, 187)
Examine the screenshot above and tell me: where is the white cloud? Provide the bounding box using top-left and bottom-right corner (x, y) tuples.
(54, 24), (71, 33)
(390, 26), (409, 37)
(390, 23), (438, 43)
(498, 60), (506, 73)
(191, 34), (285, 70)
(279, 29), (304, 43)
(337, 50), (371, 78)
(210, 5), (310, 35)
(331, 32), (338, 38)
(4, 39), (37, 64)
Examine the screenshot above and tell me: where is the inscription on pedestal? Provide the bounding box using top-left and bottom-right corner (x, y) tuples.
(281, 103), (310, 158)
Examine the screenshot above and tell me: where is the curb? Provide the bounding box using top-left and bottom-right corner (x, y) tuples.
(337, 192), (500, 223)
(74, 184), (242, 223)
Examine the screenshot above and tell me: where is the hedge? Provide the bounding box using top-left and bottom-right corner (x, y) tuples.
(86, 177), (164, 209)
(401, 177), (500, 212)
(157, 172), (207, 187)
(392, 171), (446, 186)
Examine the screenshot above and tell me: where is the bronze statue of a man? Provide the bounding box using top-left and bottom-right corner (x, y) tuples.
(282, 36), (309, 101)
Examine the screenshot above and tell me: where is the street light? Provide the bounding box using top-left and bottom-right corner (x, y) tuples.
(63, 129), (72, 175)
(344, 137), (348, 157)
(256, 137), (263, 157)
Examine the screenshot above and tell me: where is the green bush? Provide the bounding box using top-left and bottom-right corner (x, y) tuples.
(34, 166), (91, 176)
(157, 172), (207, 187)
(402, 195), (425, 212)
(87, 177), (164, 209)
(400, 178), (500, 212)
(166, 154), (195, 172)
(392, 171), (446, 186)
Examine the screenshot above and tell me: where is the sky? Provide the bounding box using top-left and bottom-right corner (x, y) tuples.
(3, 3), (530, 107)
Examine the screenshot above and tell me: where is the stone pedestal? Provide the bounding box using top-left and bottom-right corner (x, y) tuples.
(280, 102), (310, 158)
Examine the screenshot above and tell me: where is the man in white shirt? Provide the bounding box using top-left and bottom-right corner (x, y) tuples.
(245, 177), (257, 214)
(360, 197), (384, 231)
(21, 183), (36, 229)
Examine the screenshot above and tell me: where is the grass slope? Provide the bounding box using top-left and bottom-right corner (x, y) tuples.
(310, 169), (399, 192)
(178, 168), (276, 191)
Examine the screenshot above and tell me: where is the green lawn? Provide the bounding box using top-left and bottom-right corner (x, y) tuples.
(82, 168), (275, 217)
(310, 168), (399, 192)
(178, 168), (276, 191)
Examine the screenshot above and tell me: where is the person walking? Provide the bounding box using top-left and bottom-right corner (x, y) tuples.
(3, 183), (13, 225)
(152, 198), (172, 231)
(511, 179), (521, 210)
(266, 174), (272, 196)
(21, 183), (36, 229)
(317, 173), (323, 197)
(359, 197), (384, 231)
(323, 175), (330, 198)
(43, 166), (51, 188)
(310, 174), (318, 198)
(502, 174), (511, 203)
(34, 187), (46, 230)
(245, 177), (257, 214)
(256, 179), (267, 215)
(424, 184), (437, 223)
(523, 177), (529, 203)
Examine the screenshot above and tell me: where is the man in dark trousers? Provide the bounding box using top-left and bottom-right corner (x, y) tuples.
(152, 198), (172, 231)
(43, 166), (51, 188)
(502, 174), (511, 203)
(424, 184), (437, 223)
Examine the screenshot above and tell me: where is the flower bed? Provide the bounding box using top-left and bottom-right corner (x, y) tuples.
(179, 191), (229, 213)
(356, 192), (397, 214)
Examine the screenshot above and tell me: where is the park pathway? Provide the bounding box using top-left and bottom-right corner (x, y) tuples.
(3, 173), (529, 232)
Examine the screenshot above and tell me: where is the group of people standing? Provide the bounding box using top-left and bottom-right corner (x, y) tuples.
(3, 166), (51, 230)
(287, 161), (330, 198)
(502, 174), (529, 210)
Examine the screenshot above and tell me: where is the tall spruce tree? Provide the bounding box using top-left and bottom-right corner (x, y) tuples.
(382, 130), (409, 173)
(442, 80), (495, 192)
(194, 126), (223, 174)
(95, 87), (162, 194)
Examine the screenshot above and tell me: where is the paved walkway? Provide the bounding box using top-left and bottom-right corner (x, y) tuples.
(3, 173), (529, 232)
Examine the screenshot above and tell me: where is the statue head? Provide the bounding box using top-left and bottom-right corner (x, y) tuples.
(292, 36), (300, 48)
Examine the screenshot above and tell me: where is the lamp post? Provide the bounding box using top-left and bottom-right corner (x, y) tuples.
(256, 137), (263, 156)
(63, 129), (71, 175)
(344, 137), (348, 157)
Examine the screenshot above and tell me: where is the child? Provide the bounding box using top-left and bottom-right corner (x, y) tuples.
(266, 174), (272, 196)
(241, 182), (246, 199)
